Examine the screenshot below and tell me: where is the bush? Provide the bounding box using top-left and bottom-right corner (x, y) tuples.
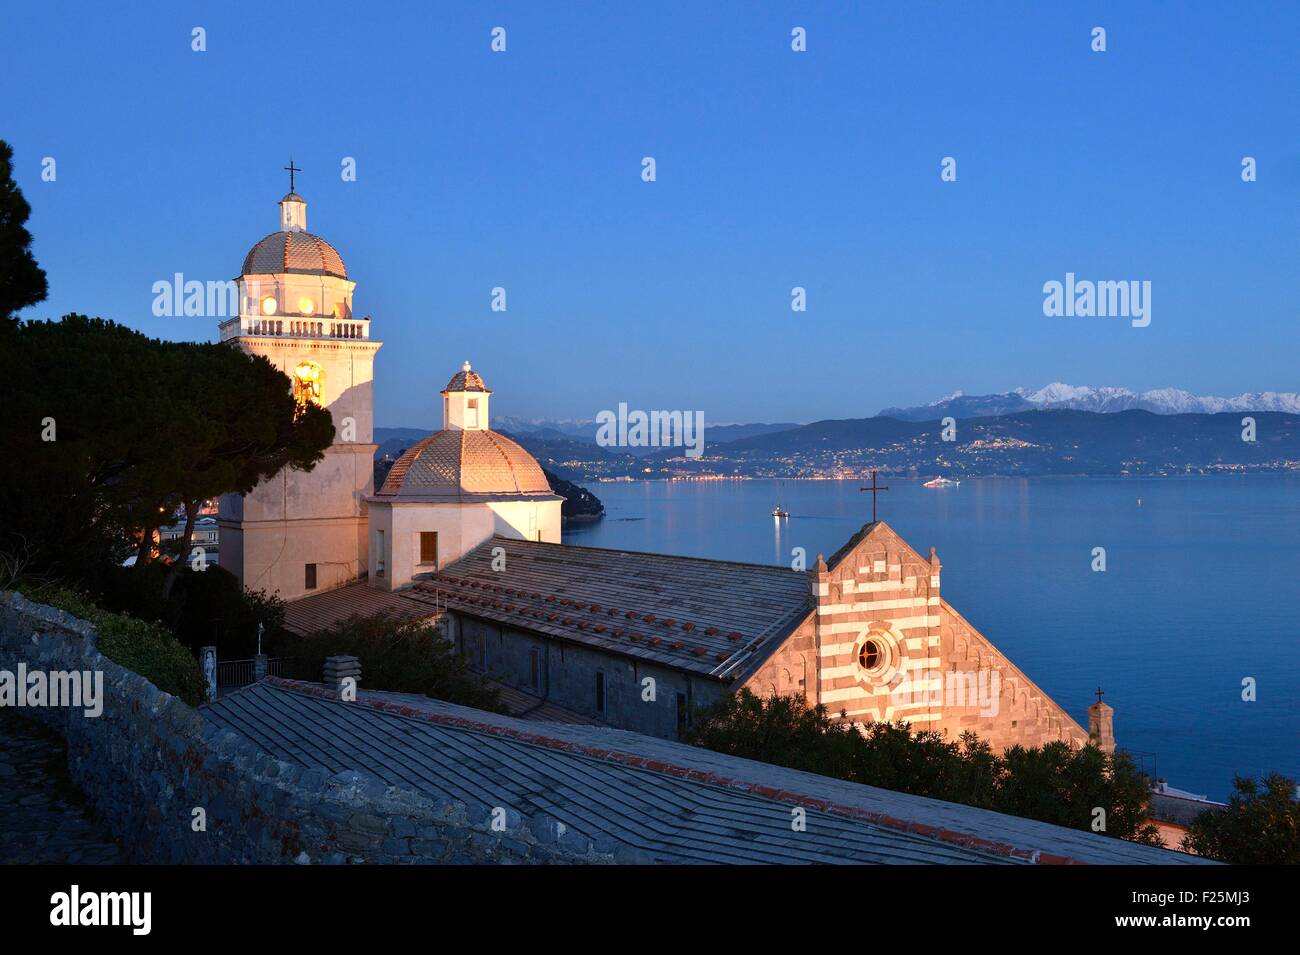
(279, 613), (505, 714)
(689, 689), (1163, 845)
(1182, 774), (1300, 864)
(18, 585), (206, 707)
(97, 563), (284, 659)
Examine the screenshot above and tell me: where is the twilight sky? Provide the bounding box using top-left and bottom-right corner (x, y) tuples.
(6, 1), (1299, 427)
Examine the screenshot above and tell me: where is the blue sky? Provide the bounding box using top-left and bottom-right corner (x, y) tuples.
(7, 1), (1299, 426)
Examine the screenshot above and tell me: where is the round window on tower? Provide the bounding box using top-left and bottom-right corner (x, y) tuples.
(298, 296), (315, 316)
(858, 640), (883, 672)
(853, 628), (902, 686)
(260, 295), (277, 316)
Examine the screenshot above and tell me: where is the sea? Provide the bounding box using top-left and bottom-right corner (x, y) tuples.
(563, 475), (1300, 801)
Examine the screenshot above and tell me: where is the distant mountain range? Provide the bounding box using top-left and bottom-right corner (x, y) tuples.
(377, 408), (1300, 482)
(376, 383), (1300, 481)
(386, 386), (1300, 457)
(491, 416), (801, 453)
(878, 384), (1300, 421)
(638, 409), (1300, 478)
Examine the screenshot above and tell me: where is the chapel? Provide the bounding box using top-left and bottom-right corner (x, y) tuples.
(221, 184), (1109, 754)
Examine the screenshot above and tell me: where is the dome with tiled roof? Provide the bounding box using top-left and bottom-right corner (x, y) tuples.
(240, 192), (347, 279)
(242, 230), (347, 279)
(442, 364), (490, 394)
(377, 362), (554, 502)
(378, 429), (551, 500)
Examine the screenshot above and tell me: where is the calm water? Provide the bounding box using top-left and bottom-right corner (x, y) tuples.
(564, 476), (1300, 800)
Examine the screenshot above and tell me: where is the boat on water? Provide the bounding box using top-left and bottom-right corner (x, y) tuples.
(923, 477), (960, 488)
(772, 478), (790, 518)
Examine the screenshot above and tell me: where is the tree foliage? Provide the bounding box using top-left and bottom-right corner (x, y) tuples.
(0, 314), (333, 594)
(19, 585), (206, 706)
(689, 689), (1164, 845)
(278, 614), (506, 714)
(96, 562), (284, 660)
(0, 139), (48, 323)
(1181, 774), (1300, 864)
(0, 315), (165, 583)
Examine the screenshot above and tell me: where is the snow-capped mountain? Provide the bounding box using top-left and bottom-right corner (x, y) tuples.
(879, 384), (1300, 420)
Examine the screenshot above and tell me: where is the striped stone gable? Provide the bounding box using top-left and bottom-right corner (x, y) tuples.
(936, 599), (1090, 750)
(812, 522), (945, 727)
(808, 522), (1090, 750)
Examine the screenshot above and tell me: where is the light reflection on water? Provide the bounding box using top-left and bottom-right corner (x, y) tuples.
(565, 475), (1300, 800)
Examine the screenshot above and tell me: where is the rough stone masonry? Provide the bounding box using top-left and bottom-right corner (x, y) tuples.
(0, 592), (610, 864)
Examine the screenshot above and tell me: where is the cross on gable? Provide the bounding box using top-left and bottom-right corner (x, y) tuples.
(858, 469), (889, 522)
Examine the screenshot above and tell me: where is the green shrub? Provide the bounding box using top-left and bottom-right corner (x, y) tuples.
(17, 585), (206, 707)
(1181, 774), (1300, 864)
(280, 613), (505, 714)
(97, 563), (284, 660)
(690, 689), (1164, 846)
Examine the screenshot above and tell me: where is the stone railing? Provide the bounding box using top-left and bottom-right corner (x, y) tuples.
(0, 592), (610, 865)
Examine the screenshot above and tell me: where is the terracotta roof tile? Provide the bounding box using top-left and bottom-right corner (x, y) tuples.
(377, 429), (552, 499)
(443, 366), (490, 393)
(242, 230), (347, 278)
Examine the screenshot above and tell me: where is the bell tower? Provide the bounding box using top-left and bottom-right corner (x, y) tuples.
(217, 176), (382, 601)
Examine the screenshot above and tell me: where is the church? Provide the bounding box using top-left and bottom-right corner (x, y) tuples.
(220, 185), (1109, 753)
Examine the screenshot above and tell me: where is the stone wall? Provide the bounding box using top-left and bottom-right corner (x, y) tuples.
(810, 522), (1089, 749)
(935, 599), (1090, 750)
(742, 614), (817, 704)
(0, 591), (611, 864)
(455, 613), (725, 738)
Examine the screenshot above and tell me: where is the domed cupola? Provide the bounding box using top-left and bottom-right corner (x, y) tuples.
(376, 362), (552, 501)
(376, 429), (552, 501)
(366, 361), (563, 590)
(222, 166), (366, 344)
(241, 193), (348, 279)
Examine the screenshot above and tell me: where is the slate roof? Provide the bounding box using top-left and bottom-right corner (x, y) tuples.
(300, 537), (816, 680)
(203, 679), (1213, 865)
(420, 538), (813, 679)
(485, 679), (602, 725)
(376, 430), (553, 499)
(281, 580), (436, 634)
(283, 538), (815, 681)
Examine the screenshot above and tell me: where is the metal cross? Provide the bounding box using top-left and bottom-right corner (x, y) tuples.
(284, 158), (301, 192)
(1095, 686), (1105, 704)
(859, 468), (889, 522)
